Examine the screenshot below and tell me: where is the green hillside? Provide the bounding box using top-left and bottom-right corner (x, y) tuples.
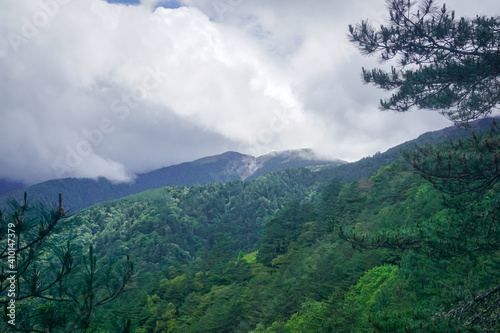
(1, 121), (499, 332)
(2, 0), (500, 331)
(66, 167), (332, 270)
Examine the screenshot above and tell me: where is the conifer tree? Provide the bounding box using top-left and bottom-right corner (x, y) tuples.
(0, 193), (72, 327)
(349, 0), (500, 125)
(0, 194), (134, 331)
(346, 0), (500, 331)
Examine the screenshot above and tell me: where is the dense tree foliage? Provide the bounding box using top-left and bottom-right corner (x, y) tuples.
(3, 1), (499, 330)
(343, 123), (500, 331)
(127, 152), (496, 332)
(347, 0), (500, 330)
(0, 194), (133, 331)
(107, 157), (468, 332)
(3, 125), (499, 331)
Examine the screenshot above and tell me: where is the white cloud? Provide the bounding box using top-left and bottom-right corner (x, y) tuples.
(0, 0), (498, 185)
(0, 0), (309, 183)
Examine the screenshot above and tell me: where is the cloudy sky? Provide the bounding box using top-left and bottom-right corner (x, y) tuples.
(1, 0), (498, 185)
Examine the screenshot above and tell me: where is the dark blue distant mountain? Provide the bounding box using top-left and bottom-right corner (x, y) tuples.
(319, 117), (498, 182)
(0, 178), (25, 196)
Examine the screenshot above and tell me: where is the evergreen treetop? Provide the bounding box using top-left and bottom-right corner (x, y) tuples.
(349, 0), (500, 125)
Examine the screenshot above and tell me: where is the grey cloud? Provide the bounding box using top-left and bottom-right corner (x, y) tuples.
(0, 0), (498, 184)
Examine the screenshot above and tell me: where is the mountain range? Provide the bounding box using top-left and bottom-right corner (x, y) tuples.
(0, 148), (345, 212)
(2, 117), (499, 332)
(1, 117), (496, 212)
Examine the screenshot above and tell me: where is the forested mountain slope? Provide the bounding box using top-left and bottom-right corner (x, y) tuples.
(2, 118), (499, 331)
(110, 156), (498, 333)
(64, 166), (337, 268)
(44, 160), (427, 331)
(2, 121), (499, 332)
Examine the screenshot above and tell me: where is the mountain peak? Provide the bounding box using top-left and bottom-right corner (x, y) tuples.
(192, 151), (250, 165)
(1, 148), (343, 212)
(257, 148), (343, 164)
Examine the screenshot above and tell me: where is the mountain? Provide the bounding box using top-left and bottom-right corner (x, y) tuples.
(2, 117), (496, 212)
(43, 119), (499, 331)
(249, 148), (346, 179)
(0, 178), (25, 196)
(319, 117), (498, 182)
(3, 118), (499, 332)
(0, 149), (344, 212)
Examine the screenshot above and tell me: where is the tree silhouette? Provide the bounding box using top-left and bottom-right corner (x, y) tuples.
(349, 0), (500, 125)
(0, 194), (134, 331)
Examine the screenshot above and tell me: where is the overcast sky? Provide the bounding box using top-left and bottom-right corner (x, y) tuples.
(1, 0), (498, 185)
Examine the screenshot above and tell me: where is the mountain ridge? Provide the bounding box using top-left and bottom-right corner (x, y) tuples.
(319, 117), (498, 182)
(0, 148), (344, 212)
(1, 117), (497, 212)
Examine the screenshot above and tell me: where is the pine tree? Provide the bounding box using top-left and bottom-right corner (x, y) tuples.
(0, 194), (134, 331)
(349, 0), (500, 125)
(347, 1), (500, 331)
(0, 193), (72, 329)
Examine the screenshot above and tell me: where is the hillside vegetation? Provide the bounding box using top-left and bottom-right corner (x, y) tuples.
(2, 0), (500, 330)
(1, 122), (499, 332)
